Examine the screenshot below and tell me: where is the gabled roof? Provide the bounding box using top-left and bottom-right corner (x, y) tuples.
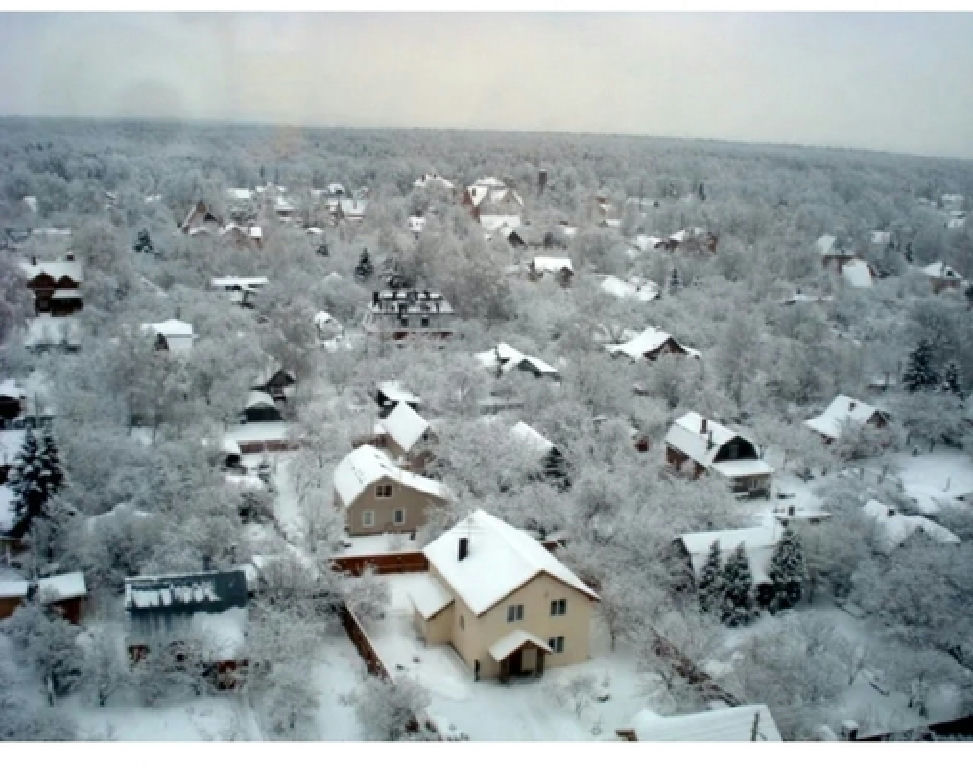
(842, 258), (874, 287)
(141, 319), (194, 353)
(488, 629), (552, 662)
(0, 379), (25, 400)
(408, 572), (454, 619)
(339, 198), (367, 218)
(245, 391), (278, 411)
(476, 343), (559, 379)
(664, 412), (771, 477)
(624, 704), (782, 741)
(124, 569), (248, 614)
(380, 401), (431, 453)
(376, 380), (420, 406)
(922, 261), (962, 280)
(36, 572), (87, 603)
(480, 214), (522, 232)
(423, 509), (598, 616)
(510, 421), (555, 455)
(605, 327), (699, 360)
(211, 276), (269, 289)
(862, 500), (960, 553)
(414, 173), (455, 189)
(804, 395), (887, 441)
(333, 445), (447, 508)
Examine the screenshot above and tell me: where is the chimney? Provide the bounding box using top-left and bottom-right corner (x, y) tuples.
(64, 250), (75, 262)
(372, 290), (379, 304)
(30, 255), (37, 265)
(839, 721), (859, 741)
(700, 417), (707, 434)
(458, 537), (469, 562)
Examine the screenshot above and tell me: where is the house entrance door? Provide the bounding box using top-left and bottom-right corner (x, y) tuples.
(509, 649), (523, 676)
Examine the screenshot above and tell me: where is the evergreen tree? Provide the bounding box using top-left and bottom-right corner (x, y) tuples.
(697, 540), (725, 614)
(903, 339), (939, 392)
(669, 267), (681, 295)
(767, 527), (807, 612)
(38, 428), (64, 500)
(942, 360), (963, 398)
(720, 543), (756, 627)
(8, 429), (44, 535)
(965, 282), (973, 308)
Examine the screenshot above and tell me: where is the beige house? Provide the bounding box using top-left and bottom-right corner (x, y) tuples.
(409, 510), (599, 682)
(333, 445), (448, 536)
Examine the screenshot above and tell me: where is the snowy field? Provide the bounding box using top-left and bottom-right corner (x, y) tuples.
(361, 573), (651, 741)
(863, 448), (973, 514)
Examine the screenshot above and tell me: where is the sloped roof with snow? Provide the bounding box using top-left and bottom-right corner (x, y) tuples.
(605, 327), (699, 360)
(423, 509), (598, 616)
(19, 260), (84, 283)
(124, 569), (247, 613)
(36, 572), (87, 603)
(678, 524), (779, 585)
(0, 580), (30, 598)
(626, 704), (781, 742)
(211, 276), (269, 289)
(600, 276), (660, 302)
(664, 412), (771, 478)
(862, 500), (960, 553)
(380, 401), (431, 453)
(376, 380), (420, 405)
(531, 256), (574, 275)
(632, 234), (665, 252)
(842, 258), (874, 288)
(476, 343), (559, 379)
(804, 395), (886, 441)
(333, 445), (447, 508)
(0, 379), (25, 400)
(510, 421), (555, 454)
(408, 572), (454, 619)
(0, 485), (14, 534)
(922, 261), (962, 279)
(245, 390), (278, 411)
(488, 629), (552, 662)
(480, 214), (522, 232)
(414, 173), (455, 189)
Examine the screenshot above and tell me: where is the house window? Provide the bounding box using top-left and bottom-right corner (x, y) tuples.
(420, 316), (430, 328)
(362, 510), (374, 528)
(375, 484), (393, 498)
(550, 599), (567, 616)
(399, 316), (409, 328)
(393, 509), (405, 525)
(506, 604), (524, 623)
(459, 615), (464, 630)
(548, 636), (565, 654)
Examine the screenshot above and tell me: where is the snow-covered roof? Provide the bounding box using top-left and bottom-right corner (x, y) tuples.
(842, 258), (873, 288)
(476, 343), (559, 379)
(408, 215), (426, 233)
(423, 509), (598, 616)
(339, 198), (367, 217)
(0, 485), (14, 535)
(225, 421), (294, 445)
(225, 188), (253, 201)
(678, 524), (779, 585)
(274, 195), (296, 212)
(225, 474), (265, 492)
(870, 230), (891, 245)
(408, 572), (455, 619)
(531, 256), (574, 275)
(862, 500), (960, 553)
(245, 390), (278, 411)
(626, 704), (782, 742)
(600, 276), (659, 302)
(480, 214), (522, 232)
(314, 310), (341, 328)
(669, 227), (707, 243)
(414, 173), (455, 189)
(664, 412), (771, 479)
(922, 261), (962, 280)
(632, 234), (664, 252)
(36, 572), (87, 602)
(141, 319), (195, 354)
(510, 421), (555, 455)
(816, 234), (838, 256)
(488, 629), (552, 662)
(0, 580), (30, 598)
(19, 260), (84, 283)
(0, 379), (25, 400)
(376, 380), (420, 405)
(83, 504), (154, 535)
(333, 445), (447, 508)
(380, 401), (431, 453)
(211, 276), (269, 289)
(605, 327), (699, 360)
(804, 395), (886, 441)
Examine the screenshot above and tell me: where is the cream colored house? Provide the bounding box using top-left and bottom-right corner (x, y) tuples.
(333, 445), (448, 536)
(409, 510), (599, 682)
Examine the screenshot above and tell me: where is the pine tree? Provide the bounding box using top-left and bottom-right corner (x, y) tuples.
(767, 527), (807, 612)
(720, 543), (756, 627)
(669, 267), (681, 295)
(38, 428), (64, 500)
(697, 540), (725, 614)
(942, 360), (963, 398)
(8, 429), (44, 535)
(903, 339), (939, 392)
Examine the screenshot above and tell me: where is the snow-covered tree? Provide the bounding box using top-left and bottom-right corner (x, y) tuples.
(696, 540), (725, 614)
(720, 543), (756, 627)
(903, 338), (939, 392)
(1, 605), (84, 702)
(354, 675), (431, 741)
(767, 527), (807, 612)
(8, 429), (45, 535)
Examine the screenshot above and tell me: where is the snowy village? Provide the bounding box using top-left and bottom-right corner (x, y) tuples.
(1, 11), (973, 747)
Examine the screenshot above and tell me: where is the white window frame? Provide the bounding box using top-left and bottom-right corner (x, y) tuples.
(548, 636), (564, 653)
(506, 604), (524, 623)
(362, 509), (374, 528)
(550, 598), (567, 616)
(393, 508), (405, 525)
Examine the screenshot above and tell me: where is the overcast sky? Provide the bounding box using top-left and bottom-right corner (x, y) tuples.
(1, 12), (972, 159)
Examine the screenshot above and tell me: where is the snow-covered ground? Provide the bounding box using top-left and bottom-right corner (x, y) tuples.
(360, 573), (651, 741)
(864, 448), (973, 514)
(337, 532), (421, 556)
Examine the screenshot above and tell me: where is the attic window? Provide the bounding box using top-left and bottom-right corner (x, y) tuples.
(848, 402), (857, 411)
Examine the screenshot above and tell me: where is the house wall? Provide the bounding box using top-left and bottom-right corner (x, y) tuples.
(415, 602), (454, 645)
(665, 446), (705, 479)
(427, 565), (594, 680)
(340, 480), (445, 536)
(0, 595), (24, 620)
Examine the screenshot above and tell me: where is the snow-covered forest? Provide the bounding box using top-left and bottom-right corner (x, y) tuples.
(1, 117), (973, 742)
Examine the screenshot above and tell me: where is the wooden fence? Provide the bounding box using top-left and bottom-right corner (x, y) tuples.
(339, 603), (390, 681)
(651, 630), (742, 707)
